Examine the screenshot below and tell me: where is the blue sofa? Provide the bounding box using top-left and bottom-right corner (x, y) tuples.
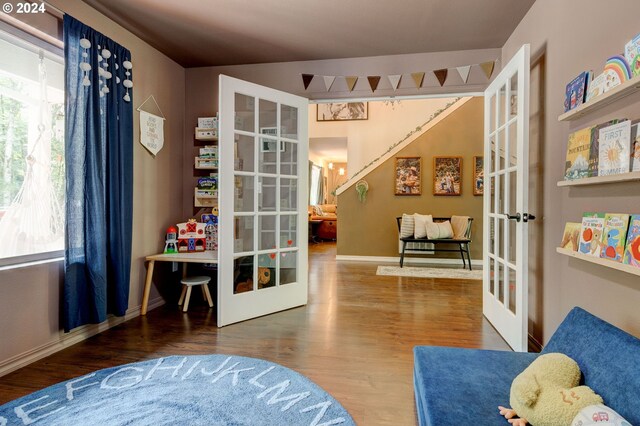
(413, 307), (640, 425)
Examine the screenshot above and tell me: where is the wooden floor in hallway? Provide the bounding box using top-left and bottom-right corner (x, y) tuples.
(0, 242), (510, 425)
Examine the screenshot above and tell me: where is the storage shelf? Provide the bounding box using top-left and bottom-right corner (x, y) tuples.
(557, 171), (640, 187)
(556, 247), (640, 277)
(558, 74), (640, 121)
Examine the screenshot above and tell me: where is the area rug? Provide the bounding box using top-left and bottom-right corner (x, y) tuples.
(376, 265), (483, 280)
(0, 355), (355, 426)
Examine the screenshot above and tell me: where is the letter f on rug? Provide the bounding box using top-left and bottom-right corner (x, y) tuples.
(0, 355), (355, 426)
(376, 265), (483, 280)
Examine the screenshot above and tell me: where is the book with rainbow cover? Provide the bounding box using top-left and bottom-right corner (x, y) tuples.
(623, 215), (640, 267)
(600, 213), (630, 262)
(578, 213), (605, 257)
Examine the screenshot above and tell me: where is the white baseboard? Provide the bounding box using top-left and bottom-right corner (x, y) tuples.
(335, 254), (483, 267)
(0, 296), (166, 378)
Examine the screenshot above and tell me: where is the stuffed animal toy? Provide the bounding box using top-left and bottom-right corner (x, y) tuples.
(235, 278), (252, 293)
(257, 267), (271, 289)
(498, 353), (603, 425)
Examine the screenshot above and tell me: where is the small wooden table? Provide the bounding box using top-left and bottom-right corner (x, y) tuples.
(141, 251), (218, 315)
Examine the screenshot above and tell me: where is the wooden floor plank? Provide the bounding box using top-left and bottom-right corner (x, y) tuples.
(0, 242), (510, 425)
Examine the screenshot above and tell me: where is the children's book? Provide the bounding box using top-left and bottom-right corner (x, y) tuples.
(598, 120), (631, 176)
(564, 71), (590, 112)
(631, 123), (640, 172)
(564, 127), (593, 180)
(623, 215), (640, 267)
(600, 214), (630, 262)
(588, 119), (620, 177)
(578, 213), (605, 257)
(560, 222), (581, 252)
(624, 33), (640, 77)
(197, 177), (218, 189)
(586, 72), (606, 102)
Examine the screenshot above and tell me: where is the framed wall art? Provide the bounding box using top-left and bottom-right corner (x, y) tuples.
(317, 102), (368, 121)
(473, 156), (484, 196)
(433, 156), (462, 196)
(394, 157), (421, 195)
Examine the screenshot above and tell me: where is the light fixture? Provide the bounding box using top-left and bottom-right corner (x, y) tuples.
(339, 168), (345, 176)
(328, 162), (334, 170)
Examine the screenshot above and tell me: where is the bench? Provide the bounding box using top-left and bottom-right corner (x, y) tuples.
(395, 216), (473, 270)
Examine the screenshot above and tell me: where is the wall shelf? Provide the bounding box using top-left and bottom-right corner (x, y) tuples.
(558, 74), (640, 122)
(557, 171), (640, 187)
(556, 247), (640, 277)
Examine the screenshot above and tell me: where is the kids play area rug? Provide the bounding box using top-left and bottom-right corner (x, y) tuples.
(376, 265), (483, 280)
(0, 355), (355, 426)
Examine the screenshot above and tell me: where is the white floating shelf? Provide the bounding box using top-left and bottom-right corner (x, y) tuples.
(558, 74), (640, 122)
(557, 171), (640, 187)
(556, 247), (640, 277)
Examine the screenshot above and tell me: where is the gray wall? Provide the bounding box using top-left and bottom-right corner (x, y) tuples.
(503, 0), (640, 343)
(0, 0), (185, 372)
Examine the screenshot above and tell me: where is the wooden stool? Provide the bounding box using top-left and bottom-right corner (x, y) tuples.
(178, 276), (213, 312)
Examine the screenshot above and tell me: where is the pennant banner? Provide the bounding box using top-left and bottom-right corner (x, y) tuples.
(302, 74), (314, 90)
(480, 61), (495, 79)
(456, 66), (471, 83)
(345, 76), (358, 92)
(411, 72), (425, 88)
(367, 76), (381, 92)
(434, 69), (448, 87)
(323, 75), (336, 91)
(388, 74), (402, 90)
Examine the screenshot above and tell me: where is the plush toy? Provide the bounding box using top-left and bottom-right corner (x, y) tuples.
(498, 353), (603, 426)
(235, 278), (253, 293)
(257, 267), (271, 289)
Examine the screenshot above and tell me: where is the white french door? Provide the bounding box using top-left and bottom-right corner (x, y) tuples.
(218, 75), (308, 327)
(483, 44), (531, 352)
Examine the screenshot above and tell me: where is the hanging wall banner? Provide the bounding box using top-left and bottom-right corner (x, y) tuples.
(456, 65), (471, 83)
(481, 61), (495, 79)
(411, 72), (425, 88)
(434, 69), (448, 87)
(388, 74), (402, 90)
(139, 110), (165, 156)
(323, 75), (336, 91)
(345, 76), (358, 92)
(367, 76), (381, 92)
(302, 74), (314, 90)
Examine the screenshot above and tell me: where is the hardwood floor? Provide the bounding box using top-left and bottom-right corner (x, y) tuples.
(0, 242), (510, 425)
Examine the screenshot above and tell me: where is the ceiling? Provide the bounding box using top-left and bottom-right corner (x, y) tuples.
(81, 0), (535, 68)
(309, 137), (348, 163)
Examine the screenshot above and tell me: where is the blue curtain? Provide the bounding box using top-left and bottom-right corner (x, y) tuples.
(63, 15), (133, 332)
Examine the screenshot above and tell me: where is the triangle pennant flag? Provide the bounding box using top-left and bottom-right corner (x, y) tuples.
(345, 76), (358, 92)
(323, 75), (336, 91)
(411, 72), (425, 88)
(388, 74), (402, 90)
(367, 76), (381, 92)
(480, 61), (495, 79)
(456, 65), (471, 83)
(434, 69), (448, 87)
(302, 74), (314, 90)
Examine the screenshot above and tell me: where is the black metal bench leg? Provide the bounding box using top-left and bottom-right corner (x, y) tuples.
(400, 241), (407, 268)
(466, 244), (472, 271)
(458, 243), (466, 269)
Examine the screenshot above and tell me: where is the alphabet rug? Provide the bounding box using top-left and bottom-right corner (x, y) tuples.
(0, 355), (355, 426)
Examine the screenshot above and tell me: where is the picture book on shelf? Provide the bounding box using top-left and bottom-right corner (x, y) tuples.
(603, 55), (632, 92)
(578, 213), (605, 257)
(564, 127), (593, 180)
(564, 71), (591, 112)
(600, 213), (630, 262)
(588, 119), (620, 177)
(623, 215), (640, 267)
(560, 222), (581, 252)
(624, 33), (640, 77)
(598, 120), (631, 176)
(586, 72), (606, 102)
(632, 123), (640, 172)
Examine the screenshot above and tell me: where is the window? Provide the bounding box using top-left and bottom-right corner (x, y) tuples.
(309, 164), (322, 205)
(0, 29), (64, 264)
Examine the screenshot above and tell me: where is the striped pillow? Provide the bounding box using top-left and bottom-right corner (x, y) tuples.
(413, 214), (433, 238)
(400, 214), (415, 238)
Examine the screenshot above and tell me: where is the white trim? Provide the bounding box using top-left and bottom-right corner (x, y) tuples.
(0, 255), (64, 271)
(336, 97), (473, 195)
(0, 297), (166, 378)
(335, 255), (482, 266)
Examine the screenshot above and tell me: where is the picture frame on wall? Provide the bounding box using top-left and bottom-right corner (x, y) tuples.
(473, 156), (484, 196)
(394, 157), (421, 195)
(317, 102), (368, 121)
(433, 156), (462, 196)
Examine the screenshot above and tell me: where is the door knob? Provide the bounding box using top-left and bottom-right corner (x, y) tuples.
(503, 213), (521, 222)
(523, 213), (536, 223)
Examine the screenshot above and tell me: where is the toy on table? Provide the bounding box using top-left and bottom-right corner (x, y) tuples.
(163, 226), (178, 254)
(498, 353), (606, 426)
(176, 219), (206, 252)
(202, 206), (218, 252)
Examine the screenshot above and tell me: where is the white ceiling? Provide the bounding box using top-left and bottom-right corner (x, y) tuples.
(81, 0), (535, 67)
(309, 137), (348, 163)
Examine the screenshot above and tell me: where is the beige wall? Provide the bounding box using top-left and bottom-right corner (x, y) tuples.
(503, 0), (640, 343)
(337, 97), (484, 260)
(0, 0), (185, 371)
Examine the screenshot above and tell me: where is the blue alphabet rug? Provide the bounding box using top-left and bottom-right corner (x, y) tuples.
(0, 354), (355, 425)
